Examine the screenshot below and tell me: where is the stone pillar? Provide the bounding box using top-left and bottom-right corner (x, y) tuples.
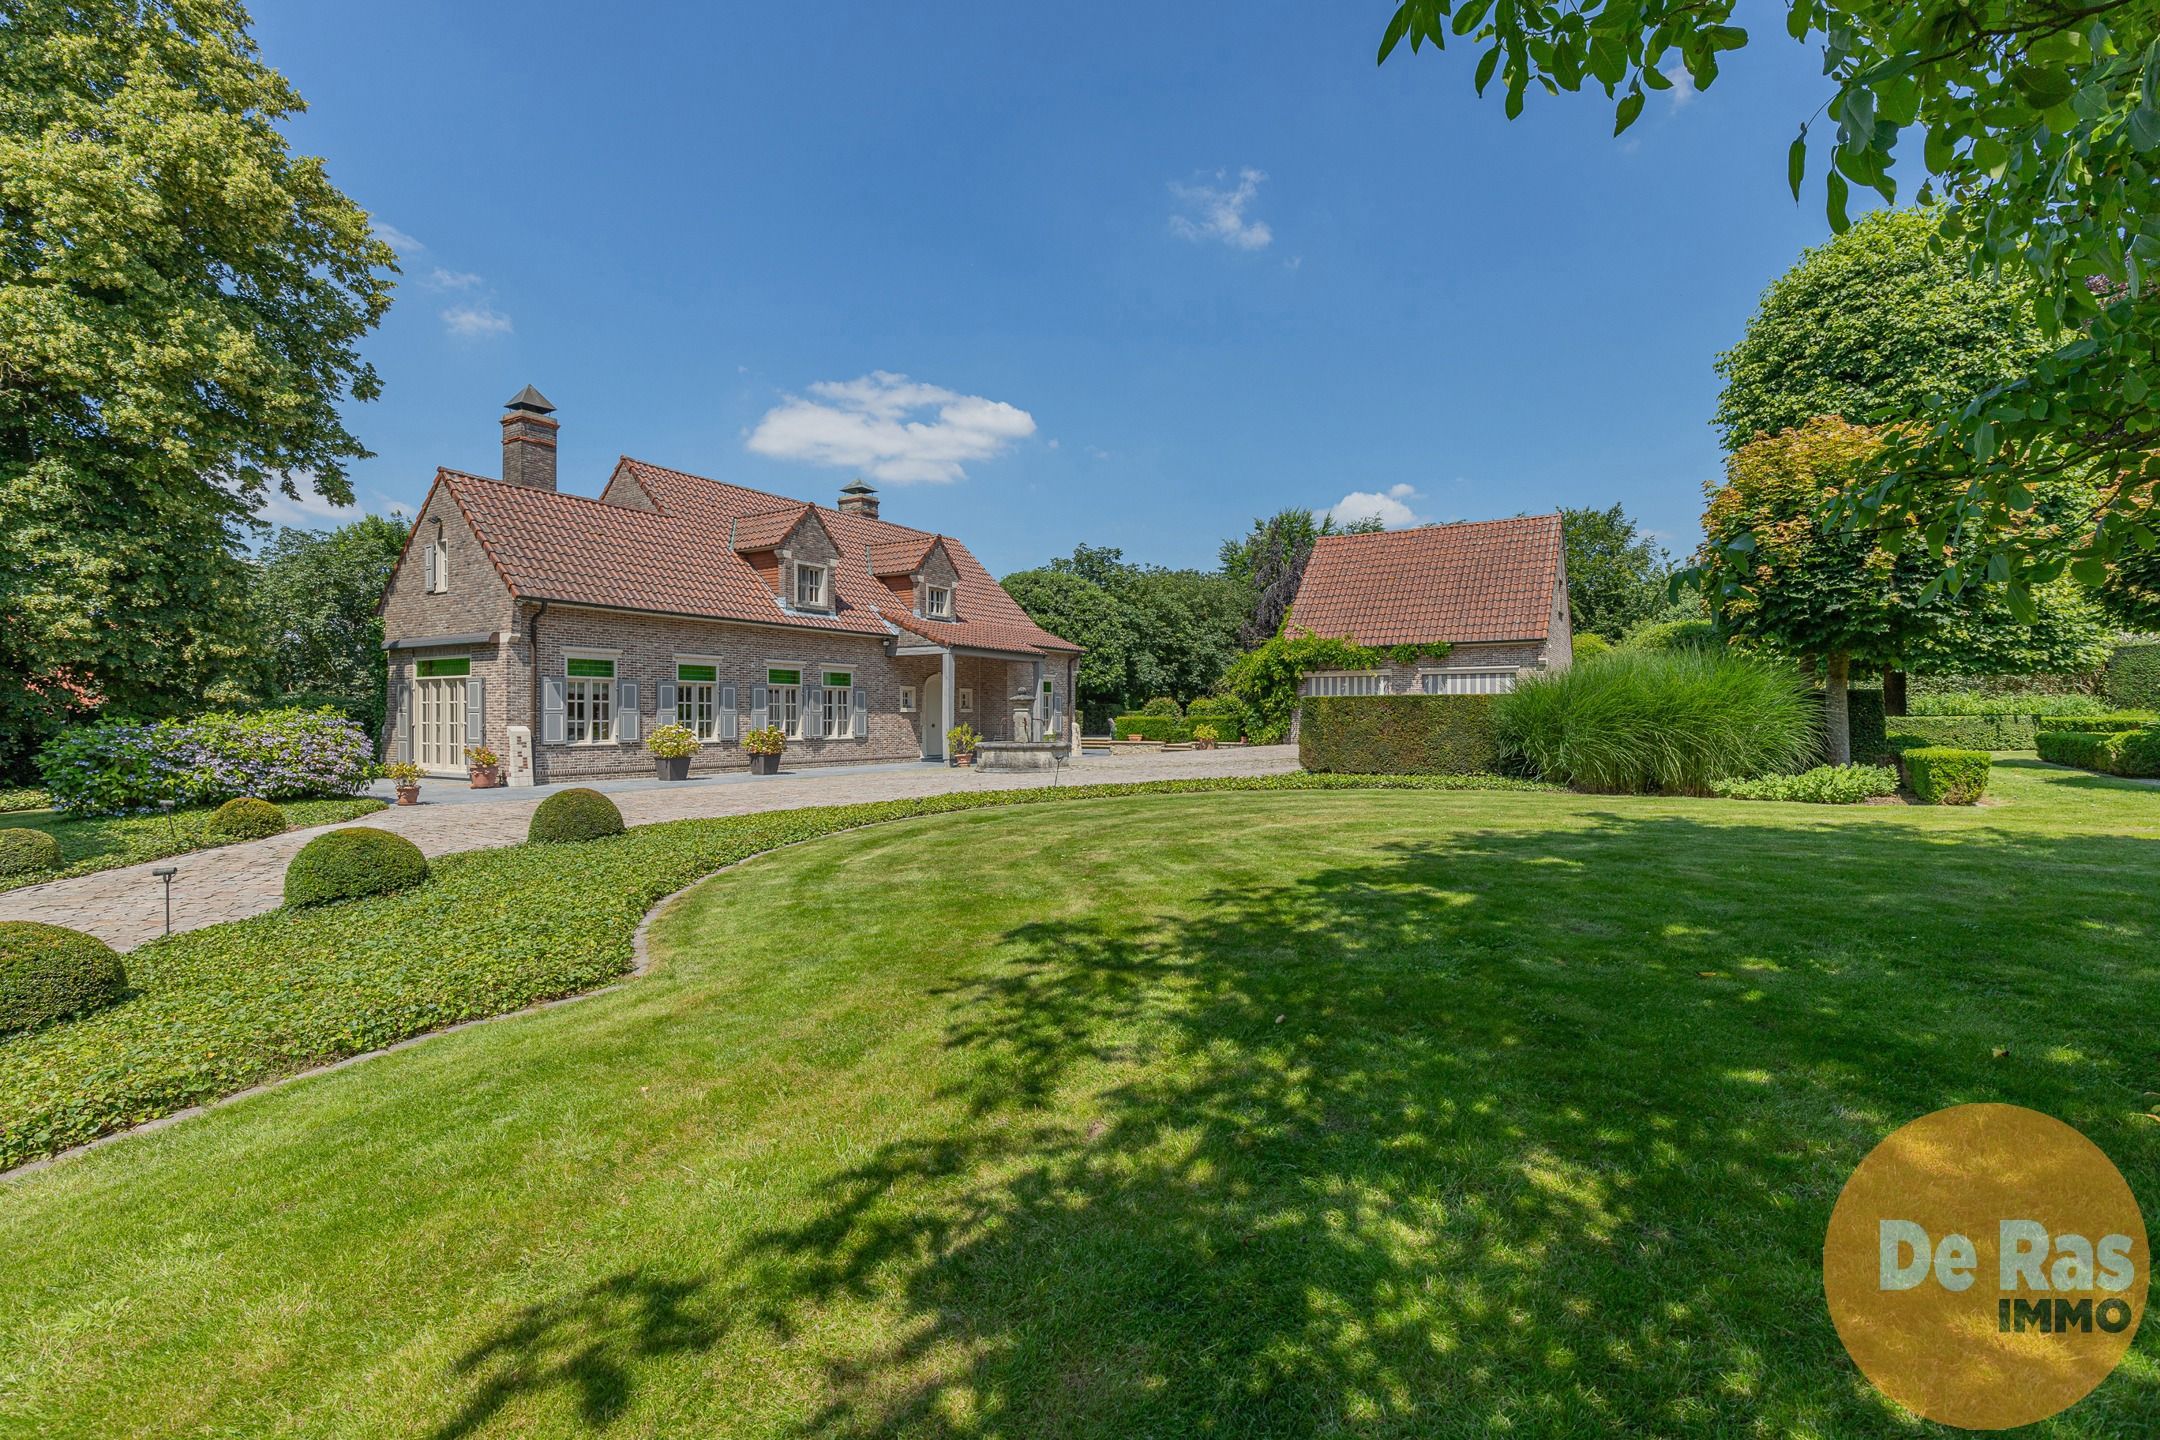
(505, 724), (535, 787)
(941, 649), (956, 758)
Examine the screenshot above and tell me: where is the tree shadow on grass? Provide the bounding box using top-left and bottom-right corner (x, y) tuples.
(730, 813), (2159, 1437)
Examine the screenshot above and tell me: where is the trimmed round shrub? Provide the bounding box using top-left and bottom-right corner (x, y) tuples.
(528, 787), (626, 844)
(283, 828), (429, 907)
(206, 796), (288, 842)
(1139, 696), (1183, 717)
(0, 828), (62, 877)
(0, 922), (127, 1035)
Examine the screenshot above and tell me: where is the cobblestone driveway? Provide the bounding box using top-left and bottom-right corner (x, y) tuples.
(0, 747), (1300, 950)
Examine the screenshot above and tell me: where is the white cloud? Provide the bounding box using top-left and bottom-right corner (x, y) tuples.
(1663, 64), (1696, 110)
(1169, 167), (1273, 251)
(427, 267), (484, 290)
(443, 304), (513, 339)
(745, 371), (1036, 484)
(374, 223), (424, 254)
(1324, 482), (1425, 530)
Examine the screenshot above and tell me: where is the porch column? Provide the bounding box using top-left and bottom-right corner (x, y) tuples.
(940, 648), (956, 757)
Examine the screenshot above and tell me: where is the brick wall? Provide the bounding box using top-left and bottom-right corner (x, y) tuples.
(380, 485), (519, 764)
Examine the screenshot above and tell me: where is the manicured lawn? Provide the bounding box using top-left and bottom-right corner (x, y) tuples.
(1, 763), (2155, 1436)
(0, 796), (387, 891)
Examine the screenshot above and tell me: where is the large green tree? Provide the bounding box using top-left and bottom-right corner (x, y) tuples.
(1220, 508), (1380, 647)
(1002, 546), (1244, 722)
(1559, 504), (1672, 640)
(0, 1), (394, 778)
(251, 514), (410, 736)
(1376, 2), (2160, 605)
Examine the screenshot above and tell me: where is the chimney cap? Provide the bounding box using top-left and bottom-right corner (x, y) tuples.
(505, 384), (556, 415)
(839, 478), (876, 496)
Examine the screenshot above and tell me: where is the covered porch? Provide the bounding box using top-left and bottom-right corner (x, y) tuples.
(893, 642), (1073, 760)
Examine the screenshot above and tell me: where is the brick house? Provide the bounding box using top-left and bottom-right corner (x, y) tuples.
(379, 388), (1081, 783)
(1285, 515), (1572, 702)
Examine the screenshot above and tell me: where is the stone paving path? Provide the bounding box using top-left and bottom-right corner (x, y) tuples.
(0, 747), (1300, 950)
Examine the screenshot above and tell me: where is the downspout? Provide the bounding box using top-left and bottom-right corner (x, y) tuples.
(526, 598), (549, 756)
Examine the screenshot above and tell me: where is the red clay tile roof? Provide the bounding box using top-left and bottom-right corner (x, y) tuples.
(729, 505), (813, 552)
(433, 460), (1078, 656)
(867, 533), (941, 577)
(1288, 514), (1564, 646)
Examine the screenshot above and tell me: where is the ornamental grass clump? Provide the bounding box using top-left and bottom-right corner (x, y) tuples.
(1496, 649), (1819, 795)
(0, 922), (127, 1036)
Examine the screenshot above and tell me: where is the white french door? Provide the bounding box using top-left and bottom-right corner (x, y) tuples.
(415, 677), (467, 773)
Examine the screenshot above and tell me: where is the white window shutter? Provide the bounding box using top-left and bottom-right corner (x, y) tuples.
(464, 678), (484, 745)
(750, 685), (768, 732)
(851, 686), (867, 738)
(615, 680), (639, 743)
(720, 683), (738, 740)
(423, 544), (437, 593)
(542, 675), (566, 745)
(437, 539), (449, 591)
(657, 680), (677, 721)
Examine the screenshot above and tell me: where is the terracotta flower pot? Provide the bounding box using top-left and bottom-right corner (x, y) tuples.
(468, 767), (502, 789)
(395, 784), (421, 806)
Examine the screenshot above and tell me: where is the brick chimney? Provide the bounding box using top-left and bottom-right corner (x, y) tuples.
(837, 477), (879, 519)
(500, 385), (558, 490)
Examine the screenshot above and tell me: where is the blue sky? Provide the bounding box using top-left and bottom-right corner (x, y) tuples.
(254, 1), (1854, 574)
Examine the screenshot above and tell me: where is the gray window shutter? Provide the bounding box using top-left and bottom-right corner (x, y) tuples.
(750, 684), (768, 732)
(423, 543), (437, 593)
(851, 686), (868, 739)
(464, 677), (484, 746)
(720, 683), (738, 740)
(804, 684), (824, 736)
(657, 680), (677, 723)
(392, 681), (411, 761)
(615, 680), (639, 743)
(542, 675), (566, 745)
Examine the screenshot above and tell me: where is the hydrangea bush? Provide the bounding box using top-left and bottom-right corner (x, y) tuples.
(37, 709), (375, 815)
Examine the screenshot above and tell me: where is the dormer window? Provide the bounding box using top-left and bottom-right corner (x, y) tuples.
(794, 563), (827, 609)
(925, 585), (952, 619)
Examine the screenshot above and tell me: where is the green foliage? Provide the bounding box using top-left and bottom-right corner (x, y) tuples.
(1560, 504), (1673, 640)
(742, 727), (786, 756)
(205, 797), (286, 842)
(1219, 508), (1377, 648)
(528, 788), (626, 845)
(1907, 691), (2114, 717)
(0, 797), (382, 894)
(0, 771), (1560, 1170)
(2106, 643), (2160, 711)
(0, 922), (126, 1037)
(645, 723), (699, 760)
(1113, 717), (1202, 742)
(0, 827), (61, 876)
(2037, 728), (2160, 778)
(1183, 696), (1247, 738)
(1711, 765), (1901, 805)
(1299, 696), (1501, 776)
(1889, 713), (2155, 753)
(1215, 631), (1384, 744)
(1573, 633), (1612, 661)
(0, 788), (47, 813)
(1190, 724), (1221, 744)
(249, 516), (411, 735)
(283, 828), (428, 907)
(0, 2), (394, 780)
(1902, 748), (1991, 806)
(1621, 619), (1720, 653)
(1003, 548), (1244, 720)
(1842, 688), (1887, 765)
(1139, 697), (1183, 717)
(1494, 649), (1820, 795)
(946, 724), (982, 756)
(38, 707), (375, 814)
(1375, 3), (2160, 596)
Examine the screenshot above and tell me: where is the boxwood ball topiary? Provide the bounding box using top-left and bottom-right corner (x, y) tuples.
(0, 921), (127, 1035)
(206, 796), (288, 842)
(0, 828), (62, 877)
(528, 787), (626, 844)
(283, 828), (429, 907)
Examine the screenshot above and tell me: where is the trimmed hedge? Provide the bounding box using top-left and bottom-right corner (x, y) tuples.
(1842, 688), (1888, 764)
(1887, 713), (2155, 752)
(1622, 619), (1720, 652)
(1903, 748), (1991, 805)
(1114, 716), (1210, 742)
(283, 829), (430, 907)
(529, 787), (626, 843)
(1138, 697), (1183, 717)
(0, 829), (62, 877)
(2106, 643), (2160, 711)
(206, 797), (288, 842)
(0, 922), (127, 1036)
(2037, 728), (2160, 778)
(0, 772), (1555, 1170)
(1299, 695), (1501, 775)
(1183, 697), (1246, 738)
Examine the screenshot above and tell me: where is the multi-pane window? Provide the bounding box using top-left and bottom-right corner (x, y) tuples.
(566, 656), (615, 743)
(1420, 670), (1517, 696)
(676, 662), (719, 740)
(899, 685), (917, 713)
(1303, 672), (1388, 697)
(820, 670), (853, 739)
(794, 564), (826, 608)
(925, 585), (952, 618)
(957, 687), (974, 713)
(767, 666), (803, 738)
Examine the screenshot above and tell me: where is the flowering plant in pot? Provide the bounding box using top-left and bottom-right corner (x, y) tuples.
(382, 760), (424, 805)
(1190, 723), (1219, 750)
(743, 725), (786, 775)
(464, 745), (504, 788)
(646, 723), (699, 781)
(946, 723), (981, 766)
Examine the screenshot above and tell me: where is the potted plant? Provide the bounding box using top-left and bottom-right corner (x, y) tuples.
(383, 760), (424, 806)
(465, 745), (504, 788)
(1190, 723), (1219, 751)
(947, 723), (981, 766)
(743, 725), (786, 775)
(646, 722), (698, 781)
